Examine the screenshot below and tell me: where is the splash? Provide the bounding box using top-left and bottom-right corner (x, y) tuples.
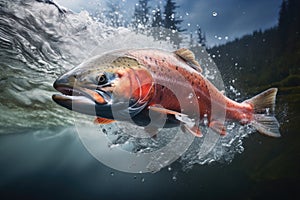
(0, 0), (257, 172)
(0, 0), (119, 133)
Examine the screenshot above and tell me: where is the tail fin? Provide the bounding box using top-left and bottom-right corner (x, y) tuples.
(244, 88), (281, 137)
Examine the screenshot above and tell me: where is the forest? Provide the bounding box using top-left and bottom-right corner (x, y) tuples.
(104, 0), (299, 93)
(209, 0), (300, 93)
(103, 0), (205, 47)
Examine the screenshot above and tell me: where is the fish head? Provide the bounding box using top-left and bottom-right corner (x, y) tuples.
(52, 52), (154, 119)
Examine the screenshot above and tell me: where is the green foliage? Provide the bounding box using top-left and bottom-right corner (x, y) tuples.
(163, 0), (186, 47)
(209, 0), (300, 90)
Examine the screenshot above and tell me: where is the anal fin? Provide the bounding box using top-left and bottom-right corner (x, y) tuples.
(94, 117), (115, 124)
(209, 121), (226, 135)
(182, 124), (202, 137)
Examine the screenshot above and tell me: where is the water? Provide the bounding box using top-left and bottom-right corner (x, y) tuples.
(0, 0), (299, 199)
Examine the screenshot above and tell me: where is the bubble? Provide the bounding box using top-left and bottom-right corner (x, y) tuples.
(172, 175), (177, 181)
(203, 114), (208, 126)
(266, 108), (270, 115)
(168, 166), (172, 171)
(225, 36), (229, 40)
(110, 172), (114, 176)
(141, 177), (145, 183)
(212, 11), (218, 17)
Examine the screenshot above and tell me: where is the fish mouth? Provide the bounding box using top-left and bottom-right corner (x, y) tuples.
(52, 84), (112, 116)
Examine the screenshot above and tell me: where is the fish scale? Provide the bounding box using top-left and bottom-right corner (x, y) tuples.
(53, 48), (281, 138)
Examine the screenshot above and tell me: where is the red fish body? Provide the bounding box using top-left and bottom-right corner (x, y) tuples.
(53, 48), (280, 138)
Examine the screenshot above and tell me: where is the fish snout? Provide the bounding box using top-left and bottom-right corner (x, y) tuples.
(53, 73), (77, 89)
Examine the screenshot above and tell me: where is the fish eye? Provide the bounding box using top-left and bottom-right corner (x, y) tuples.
(97, 74), (108, 85)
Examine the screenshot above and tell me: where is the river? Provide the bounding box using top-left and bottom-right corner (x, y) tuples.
(0, 0), (299, 199)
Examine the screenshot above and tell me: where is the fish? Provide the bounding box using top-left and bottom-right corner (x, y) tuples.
(52, 48), (281, 138)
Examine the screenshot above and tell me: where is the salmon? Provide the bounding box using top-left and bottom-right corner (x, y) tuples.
(52, 48), (281, 138)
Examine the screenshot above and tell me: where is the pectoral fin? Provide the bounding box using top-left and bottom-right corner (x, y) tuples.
(148, 105), (185, 116)
(148, 105), (199, 136)
(94, 117), (115, 124)
(148, 105), (194, 124)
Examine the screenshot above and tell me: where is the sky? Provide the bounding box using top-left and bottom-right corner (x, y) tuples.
(55, 0), (282, 46)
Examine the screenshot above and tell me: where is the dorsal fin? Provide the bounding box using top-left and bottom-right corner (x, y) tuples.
(174, 48), (202, 72)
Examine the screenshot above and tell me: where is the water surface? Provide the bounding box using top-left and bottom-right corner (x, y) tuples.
(0, 1), (299, 199)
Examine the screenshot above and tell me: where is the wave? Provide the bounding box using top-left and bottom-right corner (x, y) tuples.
(0, 0), (252, 170)
(0, 0), (119, 133)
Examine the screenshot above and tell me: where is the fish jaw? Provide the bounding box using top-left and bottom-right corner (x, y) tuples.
(52, 76), (113, 117)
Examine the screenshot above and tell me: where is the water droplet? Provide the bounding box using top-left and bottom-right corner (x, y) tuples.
(218, 36), (222, 40)
(234, 62), (238, 66)
(141, 177), (145, 182)
(203, 114), (208, 126)
(186, 12), (189, 16)
(188, 93), (193, 99)
(187, 23), (191, 27)
(266, 108), (270, 115)
(110, 172), (114, 176)
(212, 11), (218, 17)
(225, 36), (229, 40)
(168, 166), (172, 171)
(172, 175), (177, 181)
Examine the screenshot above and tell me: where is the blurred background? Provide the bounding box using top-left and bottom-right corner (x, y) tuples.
(0, 0), (299, 199)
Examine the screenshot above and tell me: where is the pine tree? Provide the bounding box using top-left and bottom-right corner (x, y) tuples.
(163, 0), (183, 31)
(151, 6), (164, 40)
(152, 6), (163, 28)
(196, 27), (206, 46)
(105, 0), (124, 27)
(278, 0), (288, 45)
(163, 0), (185, 47)
(189, 32), (195, 47)
(132, 0), (151, 32)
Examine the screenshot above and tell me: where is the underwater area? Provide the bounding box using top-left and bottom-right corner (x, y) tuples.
(0, 0), (299, 199)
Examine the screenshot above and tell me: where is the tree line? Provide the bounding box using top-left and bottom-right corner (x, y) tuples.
(104, 0), (206, 48)
(209, 0), (300, 91)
